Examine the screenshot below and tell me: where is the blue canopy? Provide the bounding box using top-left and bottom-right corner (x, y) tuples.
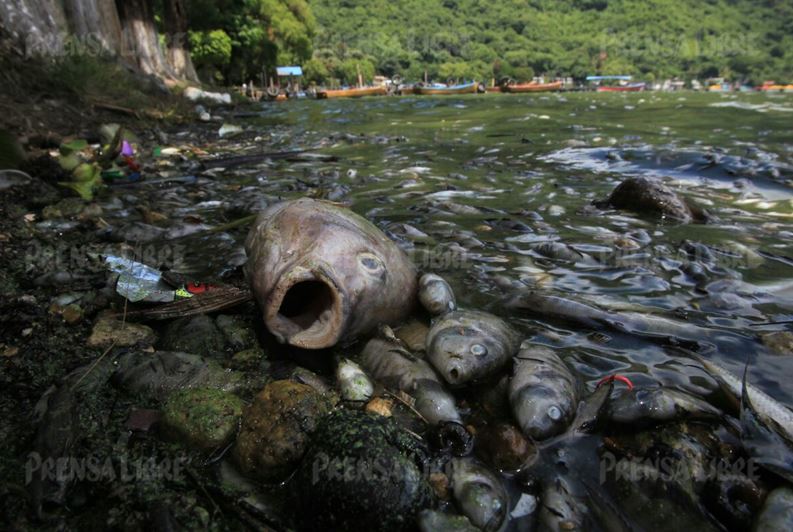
(276, 66), (303, 76)
(586, 75), (632, 81)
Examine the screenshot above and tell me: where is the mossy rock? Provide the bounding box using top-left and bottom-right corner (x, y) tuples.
(160, 315), (226, 358)
(295, 409), (433, 531)
(234, 380), (336, 482)
(161, 388), (244, 452)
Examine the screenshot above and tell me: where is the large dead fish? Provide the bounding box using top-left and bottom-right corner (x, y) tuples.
(244, 198), (417, 349)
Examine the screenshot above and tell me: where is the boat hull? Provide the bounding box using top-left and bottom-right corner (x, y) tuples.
(597, 84), (645, 92)
(316, 86), (387, 99)
(503, 81), (562, 93)
(415, 82), (479, 95)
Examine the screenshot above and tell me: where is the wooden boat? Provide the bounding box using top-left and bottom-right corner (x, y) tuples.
(414, 81), (480, 95)
(597, 82), (645, 92)
(315, 86), (388, 99)
(502, 81), (563, 93)
(486, 86), (504, 93)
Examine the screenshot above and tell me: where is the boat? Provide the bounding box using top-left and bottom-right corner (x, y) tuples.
(414, 81), (481, 95)
(315, 86), (388, 99)
(597, 82), (645, 92)
(502, 81), (563, 93)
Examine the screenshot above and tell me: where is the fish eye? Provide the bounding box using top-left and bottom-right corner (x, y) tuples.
(547, 405), (562, 420)
(358, 253), (384, 272)
(470, 343), (487, 356)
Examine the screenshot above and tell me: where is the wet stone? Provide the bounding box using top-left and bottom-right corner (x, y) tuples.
(160, 315), (226, 358)
(215, 314), (258, 351)
(233, 380), (336, 482)
(160, 388), (244, 452)
(87, 316), (156, 348)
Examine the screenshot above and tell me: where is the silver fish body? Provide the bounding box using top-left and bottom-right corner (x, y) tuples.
(509, 346), (579, 441)
(450, 458), (508, 531)
(427, 310), (521, 387)
(360, 336), (461, 425)
(755, 486), (793, 531)
(539, 476), (588, 531)
(606, 387), (721, 425)
(418, 273), (456, 315)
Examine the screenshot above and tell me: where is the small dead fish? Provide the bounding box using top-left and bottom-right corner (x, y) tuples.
(360, 336), (461, 425)
(419, 273), (457, 315)
(450, 458), (508, 531)
(509, 346), (580, 440)
(531, 242), (595, 264)
(539, 475), (588, 531)
(427, 310), (521, 387)
(335, 358), (374, 402)
(606, 387), (721, 426)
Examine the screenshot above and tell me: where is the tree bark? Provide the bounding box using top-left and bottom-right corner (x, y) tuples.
(62, 0), (123, 56)
(162, 0), (199, 82)
(116, 0), (175, 80)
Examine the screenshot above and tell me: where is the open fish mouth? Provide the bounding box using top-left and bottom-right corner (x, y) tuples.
(265, 266), (345, 349)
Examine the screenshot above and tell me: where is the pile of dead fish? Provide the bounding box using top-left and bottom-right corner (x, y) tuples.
(27, 192), (793, 531)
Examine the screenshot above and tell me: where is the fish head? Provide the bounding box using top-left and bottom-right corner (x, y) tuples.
(458, 480), (507, 530)
(245, 199), (417, 349)
(428, 325), (507, 386)
(514, 386), (570, 440)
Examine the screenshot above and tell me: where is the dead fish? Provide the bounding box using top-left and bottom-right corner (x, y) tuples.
(112, 351), (248, 401)
(360, 336), (461, 425)
(395, 319), (431, 352)
(335, 358), (374, 402)
(754, 486), (793, 530)
(606, 387), (721, 426)
(509, 346), (580, 440)
(417, 510), (478, 532)
(593, 176), (707, 223)
(426, 310), (521, 387)
(450, 458), (508, 531)
(686, 353), (793, 442)
(244, 198), (417, 349)
(539, 475), (588, 531)
(531, 242), (596, 264)
(419, 273), (456, 315)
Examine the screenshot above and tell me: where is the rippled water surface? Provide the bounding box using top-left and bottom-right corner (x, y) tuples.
(203, 91), (793, 406)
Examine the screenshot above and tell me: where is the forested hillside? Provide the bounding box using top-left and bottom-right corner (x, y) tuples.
(306, 0), (793, 84)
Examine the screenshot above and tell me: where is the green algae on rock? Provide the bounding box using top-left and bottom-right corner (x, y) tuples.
(161, 388), (244, 452)
(296, 409), (433, 531)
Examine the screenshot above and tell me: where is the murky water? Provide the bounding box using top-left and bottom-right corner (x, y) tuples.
(198, 91), (793, 407)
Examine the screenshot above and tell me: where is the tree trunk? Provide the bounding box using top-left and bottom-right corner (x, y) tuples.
(116, 0), (174, 80)
(162, 0), (199, 82)
(0, 0), (69, 56)
(62, 0), (123, 56)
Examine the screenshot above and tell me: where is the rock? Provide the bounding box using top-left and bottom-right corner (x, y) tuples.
(161, 388), (244, 452)
(230, 346), (268, 371)
(42, 197), (85, 219)
(112, 351), (248, 401)
(594, 177), (706, 223)
(473, 420), (536, 471)
(762, 331), (793, 356)
(87, 317), (156, 348)
(0, 129), (26, 169)
(234, 380), (336, 481)
(295, 409), (433, 531)
(183, 87), (232, 105)
(366, 397), (394, 417)
(216, 314), (257, 351)
(160, 315), (225, 358)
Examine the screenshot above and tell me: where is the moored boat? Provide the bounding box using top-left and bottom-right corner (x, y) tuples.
(315, 86), (388, 99)
(597, 82), (645, 92)
(502, 81), (563, 93)
(414, 81), (481, 95)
